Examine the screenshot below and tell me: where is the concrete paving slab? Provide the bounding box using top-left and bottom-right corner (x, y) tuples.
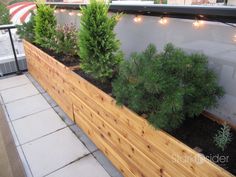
(13, 109), (66, 145)
(22, 128), (89, 177)
(46, 155), (110, 177)
(1, 84), (39, 103)
(6, 94), (51, 121)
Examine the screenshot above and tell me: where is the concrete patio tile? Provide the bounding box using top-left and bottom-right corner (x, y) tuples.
(24, 73), (34, 82)
(80, 132), (97, 152)
(70, 124), (84, 138)
(46, 155), (110, 177)
(53, 106), (74, 126)
(93, 150), (123, 177)
(6, 94), (51, 121)
(22, 127), (89, 177)
(17, 147), (33, 177)
(42, 92), (57, 107)
(8, 123), (20, 146)
(1, 83), (39, 103)
(31, 80), (46, 93)
(0, 75), (30, 91)
(13, 109), (67, 145)
(70, 125), (98, 152)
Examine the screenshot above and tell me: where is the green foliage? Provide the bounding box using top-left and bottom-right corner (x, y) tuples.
(52, 24), (79, 62)
(154, 0), (167, 4)
(17, 12), (35, 42)
(79, 0), (123, 82)
(0, 3), (11, 25)
(214, 123), (233, 151)
(112, 43), (224, 131)
(34, 4), (56, 49)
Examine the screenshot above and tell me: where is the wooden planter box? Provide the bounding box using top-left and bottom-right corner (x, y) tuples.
(23, 40), (233, 177)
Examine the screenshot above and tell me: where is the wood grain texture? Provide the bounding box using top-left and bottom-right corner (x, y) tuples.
(24, 40), (234, 177)
(23, 40), (73, 120)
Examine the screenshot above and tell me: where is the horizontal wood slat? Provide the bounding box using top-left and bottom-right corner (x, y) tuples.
(23, 40), (73, 119)
(23, 40), (234, 177)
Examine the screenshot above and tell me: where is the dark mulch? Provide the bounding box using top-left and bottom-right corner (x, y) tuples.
(169, 115), (236, 175)
(35, 44), (80, 67)
(74, 69), (113, 94)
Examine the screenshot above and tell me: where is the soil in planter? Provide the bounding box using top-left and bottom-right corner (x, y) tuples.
(35, 44), (80, 67)
(169, 115), (236, 175)
(74, 69), (112, 94)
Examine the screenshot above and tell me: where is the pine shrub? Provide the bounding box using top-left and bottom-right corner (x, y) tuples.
(79, 0), (123, 82)
(34, 4), (56, 49)
(17, 12), (35, 42)
(112, 44), (224, 131)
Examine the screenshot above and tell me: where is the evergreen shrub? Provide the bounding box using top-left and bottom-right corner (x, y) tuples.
(17, 12), (35, 42)
(34, 4), (56, 49)
(79, 0), (123, 82)
(112, 44), (224, 131)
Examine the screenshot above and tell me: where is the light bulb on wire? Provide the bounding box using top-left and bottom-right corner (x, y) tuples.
(159, 17), (168, 25)
(133, 15), (142, 23)
(77, 12), (82, 17)
(233, 34), (236, 42)
(69, 11), (75, 16)
(60, 9), (66, 13)
(193, 19), (204, 29)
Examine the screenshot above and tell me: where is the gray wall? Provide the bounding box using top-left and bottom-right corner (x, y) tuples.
(56, 12), (236, 125)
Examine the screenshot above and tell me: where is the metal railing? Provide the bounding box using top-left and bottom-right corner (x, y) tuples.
(0, 24), (22, 75)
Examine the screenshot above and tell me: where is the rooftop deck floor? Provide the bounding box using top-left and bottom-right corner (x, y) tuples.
(0, 73), (123, 177)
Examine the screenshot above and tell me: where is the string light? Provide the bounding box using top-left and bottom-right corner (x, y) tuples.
(234, 35), (236, 42)
(159, 17), (168, 25)
(133, 15), (142, 23)
(77, 12), (82, 17)
(60, 9), (66, 13)
(193, 19), (204, 28)
(69, 11), (75, 16)
(54, 9), (59, 14)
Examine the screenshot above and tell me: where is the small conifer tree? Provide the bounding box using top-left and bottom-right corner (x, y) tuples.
(17, 12), (35, 42)
(34, 4), (56, 49)
(113, 44), (224, 131)
(79, 0), (123, 82)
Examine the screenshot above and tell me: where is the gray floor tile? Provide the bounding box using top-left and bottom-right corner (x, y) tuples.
(53, 106), (74, 126)
(1, 83), (39, 103)
(22, 128), (89, 177)
(0, 75), (30, 91)
(46, 155), (110, 177)
(6, 94), (51, 120)
(93, 150), (123, 177)
(42, 92), (57, 107)
(13, 109), (66, 144)
(70, 124), (98, 152)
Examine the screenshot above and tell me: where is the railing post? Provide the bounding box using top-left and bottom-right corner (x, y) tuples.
(7, 28), (22, 75)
